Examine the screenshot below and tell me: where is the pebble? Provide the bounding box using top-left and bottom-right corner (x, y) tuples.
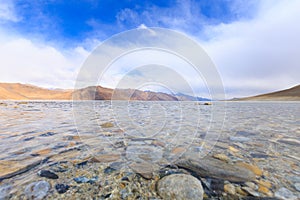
(39, 132), (55, 137)
(278, 138), (300, 146)
(236, 162), (263, 176)
(130, 162), (157, 179)
(157, 174), (204, 200)
(244, 182), (258, 189)
(0, 158), (43, 181)
(224, 183), (236, 195)
(151, 140), (166, 147)
(228, 146), (239, 153)
(294, 183), (300, 192)
(91, 154), (120, 163)
(255, 179), (272, 189)
(258, 185), (273, 197)
(274, 187), (297, 200)
(213, 153), (229, 162)
(38, 170), (59, 179)
(242, 187), (260, 197)
(73, 176), (98, 184)
(104, 166), (116, 174)
(229, 136), (251, 142)
(55, 184), (70, 194)
(0, 185), (12, 199)
(100, 122), (114, 128)
(24, 181), (50, 200)
(73, 176), (90, 183)
(114, 141), (127, 148)
(175, 156), (256, 182)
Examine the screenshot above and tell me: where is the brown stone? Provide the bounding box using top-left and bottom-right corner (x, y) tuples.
(258, 185), (273, 196)
(236, 186), (248, 196)
(151, 140), (166, 147)
(0, 158), (43, 180)
(171, 147), (186, 154)
(224, 184), (236, 195)
(213, 153), (229, 162)
(129, 162), (158, 179)
(228, 146), (239, 153)
(91, 154), (120, 163)
(236, 162), (263, 176)
(100, 122), (114, 128)
(33, 148), (52, 156)
(255, 179), (272, 189)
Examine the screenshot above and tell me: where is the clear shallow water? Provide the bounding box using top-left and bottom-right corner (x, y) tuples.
(0, 101), (299, 197)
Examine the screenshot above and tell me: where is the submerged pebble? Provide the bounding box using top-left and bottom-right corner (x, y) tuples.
(38, 170), (59, 179)
(0, 185), (12, 199)
(157, 174), (204, 200)
(274, 187), (297, 200)
(55, 184), (70, 194)
(24, 181), (50, 200)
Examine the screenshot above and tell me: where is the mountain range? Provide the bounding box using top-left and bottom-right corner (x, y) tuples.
(0, 83), (208, 101)
(233, 84), (300, 101)
(0, 82), (299, 101)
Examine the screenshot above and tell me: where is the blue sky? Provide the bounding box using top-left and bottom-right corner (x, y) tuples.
(3, 0), (256, 47)
(0, 0), (299, 98)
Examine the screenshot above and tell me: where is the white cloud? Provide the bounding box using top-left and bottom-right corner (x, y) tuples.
(0, 36), (88, 89)
(0, 0), (20, 22)
(201, 0), (300, 97)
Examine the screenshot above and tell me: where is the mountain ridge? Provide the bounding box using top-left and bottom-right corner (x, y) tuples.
(233, 84), (300, 101)
(0, 82), (205, 101)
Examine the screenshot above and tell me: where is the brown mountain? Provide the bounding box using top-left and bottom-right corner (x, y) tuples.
(0, 83), (178, 101)
(0, 83), (72, 100)
(235, 84), (300, 101)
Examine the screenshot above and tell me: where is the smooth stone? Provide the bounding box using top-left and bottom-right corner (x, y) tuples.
(55, 184), (70, 194)
(258, 185), (273, 197)
(39, 132), (55, 137)
(224, 183), (236, 195)
(250, 153), (269, 159)
(151, 140), (166, 147)
(73, 176), (98, 184)
(23, 137), (35, 141)
(175, 156), (256, 182)
(0, 158), (44, 181)
(212, 153), (229, 162)
(228, 146), (239, 153)
(73, 176), (90, 183)
(113, 141), (127, 148)
(171, 147), (186, 154)
(104, 166), (116, 174)
(0, 185), (12, 199)
(245, 182), (258, 190)
(38, 170), (58, 179)
(278, 138), (300, 146)
(236, 162), (263, 176)
(25, 181), (50, 200)
(100, 122), (114, 128)
(157, 174), (203, 200)
(236, 131), (256, 137)
(242, 187), (260, 197)
(255, 179), (272, 189)
(275, 187), (297, 200)
(294, 183), (300, 192)
(91, 154), (120, 163)
(129, 162), (158, 179)
(229, 136), (251, 142)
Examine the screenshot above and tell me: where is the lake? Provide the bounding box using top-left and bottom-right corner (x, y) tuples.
(0, 101), (299, 199)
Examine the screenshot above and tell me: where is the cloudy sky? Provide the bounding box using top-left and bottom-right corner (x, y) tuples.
(0, 0), (299, 98)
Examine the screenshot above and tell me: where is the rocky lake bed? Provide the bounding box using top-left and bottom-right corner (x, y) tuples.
(0, 101), (299, 199)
